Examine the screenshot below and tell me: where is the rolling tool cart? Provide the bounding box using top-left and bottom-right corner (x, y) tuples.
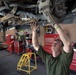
(42, 34), (59, 54)
(5, 34), (15, 53)
(26, 47), (32, 53)
(70, 50), (76, 71)
(14, 40), (24, 55)
(17, 52), (37, 75)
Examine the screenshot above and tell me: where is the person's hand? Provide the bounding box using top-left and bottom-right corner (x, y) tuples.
(30, 20), (39, 32)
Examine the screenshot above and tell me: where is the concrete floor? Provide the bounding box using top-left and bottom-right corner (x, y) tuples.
(0, 50), (76, 75)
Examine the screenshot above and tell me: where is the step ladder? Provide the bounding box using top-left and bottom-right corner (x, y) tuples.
(17, 52), (37, 75)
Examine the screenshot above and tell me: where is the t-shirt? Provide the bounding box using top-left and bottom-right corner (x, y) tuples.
(37, 46), (74, 75)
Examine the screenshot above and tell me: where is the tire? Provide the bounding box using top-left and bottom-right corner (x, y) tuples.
(49, 0), (67, 23)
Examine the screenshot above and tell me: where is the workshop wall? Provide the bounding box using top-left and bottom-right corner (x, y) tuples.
(0, 28), (16, 41)
(61, 23), (76, 43)
(0, 24), (76, 44)
(0, 32), (3, 41)
(6, 28), (16, 36)
(38, 26), (45, 45)
(39, 24), (76, 45)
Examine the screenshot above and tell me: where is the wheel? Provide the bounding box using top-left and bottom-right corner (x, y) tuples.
(49, 0), (76, 23)
(51, 0), (67, 23)
(38, 0), (76, 23)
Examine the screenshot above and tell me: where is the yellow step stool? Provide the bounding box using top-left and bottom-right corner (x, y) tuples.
(17, 52), (37, 75)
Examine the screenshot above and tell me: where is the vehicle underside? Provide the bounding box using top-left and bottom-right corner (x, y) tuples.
(0, 0), (76, 28)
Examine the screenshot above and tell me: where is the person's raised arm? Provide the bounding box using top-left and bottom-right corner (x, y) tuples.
(31, 21), (39, 51)
(53, 24), (72, 53)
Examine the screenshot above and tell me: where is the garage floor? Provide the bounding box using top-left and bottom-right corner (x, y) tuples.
(0, 50), (76, 75)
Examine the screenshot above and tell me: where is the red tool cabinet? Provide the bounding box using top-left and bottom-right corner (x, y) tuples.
(70, 50), (76, 71)
(14, 41), (24, 54)
(42, 34), (59, 54)
(5, 34), (14, 53)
